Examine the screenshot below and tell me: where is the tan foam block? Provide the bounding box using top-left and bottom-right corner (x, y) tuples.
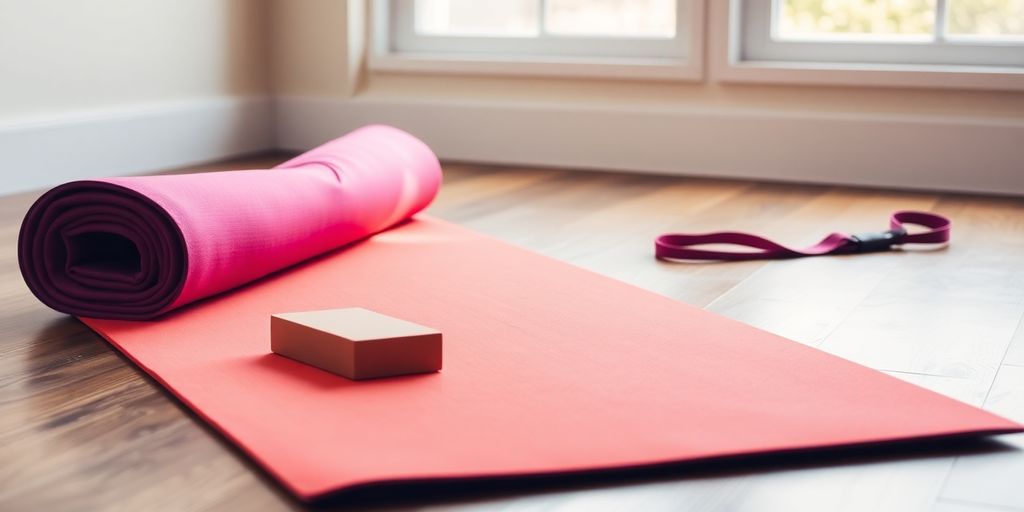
(270, 308), (442, 380)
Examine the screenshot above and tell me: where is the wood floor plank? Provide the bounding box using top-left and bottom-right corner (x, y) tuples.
(932, 500), (1020, 512)
(1003, 316), (1024, 368)
(941, 365), (1024, 511)
(817, 194), (1024, 388)
(481, 176), (759, 306)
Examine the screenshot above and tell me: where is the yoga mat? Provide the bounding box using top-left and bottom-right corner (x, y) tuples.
(18, 126), (1021, 501)
(19, 125), (441, 319)
(81, 217), (1019, 500)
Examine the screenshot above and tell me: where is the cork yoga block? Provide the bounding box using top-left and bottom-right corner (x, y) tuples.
(271, 308), (442, 380)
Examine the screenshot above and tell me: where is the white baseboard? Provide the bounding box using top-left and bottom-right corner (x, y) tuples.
(4, 94), (1020, 197)
(0, 96), (273, 195)
(276, 95), (1024, 196)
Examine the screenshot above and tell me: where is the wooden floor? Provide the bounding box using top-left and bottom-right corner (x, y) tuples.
(2, 155), (1023, 512)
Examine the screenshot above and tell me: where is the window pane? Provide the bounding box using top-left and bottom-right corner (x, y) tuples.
(777, 0), (936, 39)
(414, 0), (539, 36)
(947, 0), (1024, 38)
(544, 0), (676, 37)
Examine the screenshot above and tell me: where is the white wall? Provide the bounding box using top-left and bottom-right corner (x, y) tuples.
(0, 0), (273, 194)
(0, 0), (268, 118)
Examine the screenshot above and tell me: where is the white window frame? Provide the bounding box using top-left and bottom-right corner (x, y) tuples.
(747, 0), (1024, 68)
(369, 0), (705, 81)
(710, 0), (1024, 91)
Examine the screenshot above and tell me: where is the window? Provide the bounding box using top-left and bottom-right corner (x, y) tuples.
(373, 0), (1022, 87)
(372, 0), (703, 80)
(740, 0), (1024, 68)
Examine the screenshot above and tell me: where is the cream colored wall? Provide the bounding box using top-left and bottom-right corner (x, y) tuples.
(270, 0), (355, 97)
(269, 0), (1024, 119)
(0, 0), (269, 119)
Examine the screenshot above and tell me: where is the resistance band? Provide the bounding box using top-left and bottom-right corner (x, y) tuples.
(655, 211), (951, 261)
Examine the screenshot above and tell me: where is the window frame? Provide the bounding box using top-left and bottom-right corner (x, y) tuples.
(744, 0), (1024, 68)
(710, 0), (1024, 91)
(369, 0), (705, 81)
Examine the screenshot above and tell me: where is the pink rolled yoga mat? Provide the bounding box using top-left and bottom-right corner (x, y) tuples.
(19, 125), (442, 319)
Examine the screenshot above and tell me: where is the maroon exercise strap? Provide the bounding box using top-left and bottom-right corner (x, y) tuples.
(655, 210), (951, 261)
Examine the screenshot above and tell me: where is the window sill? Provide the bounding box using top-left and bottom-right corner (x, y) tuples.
(709, 1), (1024, 91)
(714, 60), (1024, 91)
(368, 53), (702, 82)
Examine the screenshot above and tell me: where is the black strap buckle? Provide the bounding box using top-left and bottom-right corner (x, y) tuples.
(848, 228), (907, 253)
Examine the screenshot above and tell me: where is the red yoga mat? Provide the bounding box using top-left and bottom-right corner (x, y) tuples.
(18, 127), (1022, 501)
